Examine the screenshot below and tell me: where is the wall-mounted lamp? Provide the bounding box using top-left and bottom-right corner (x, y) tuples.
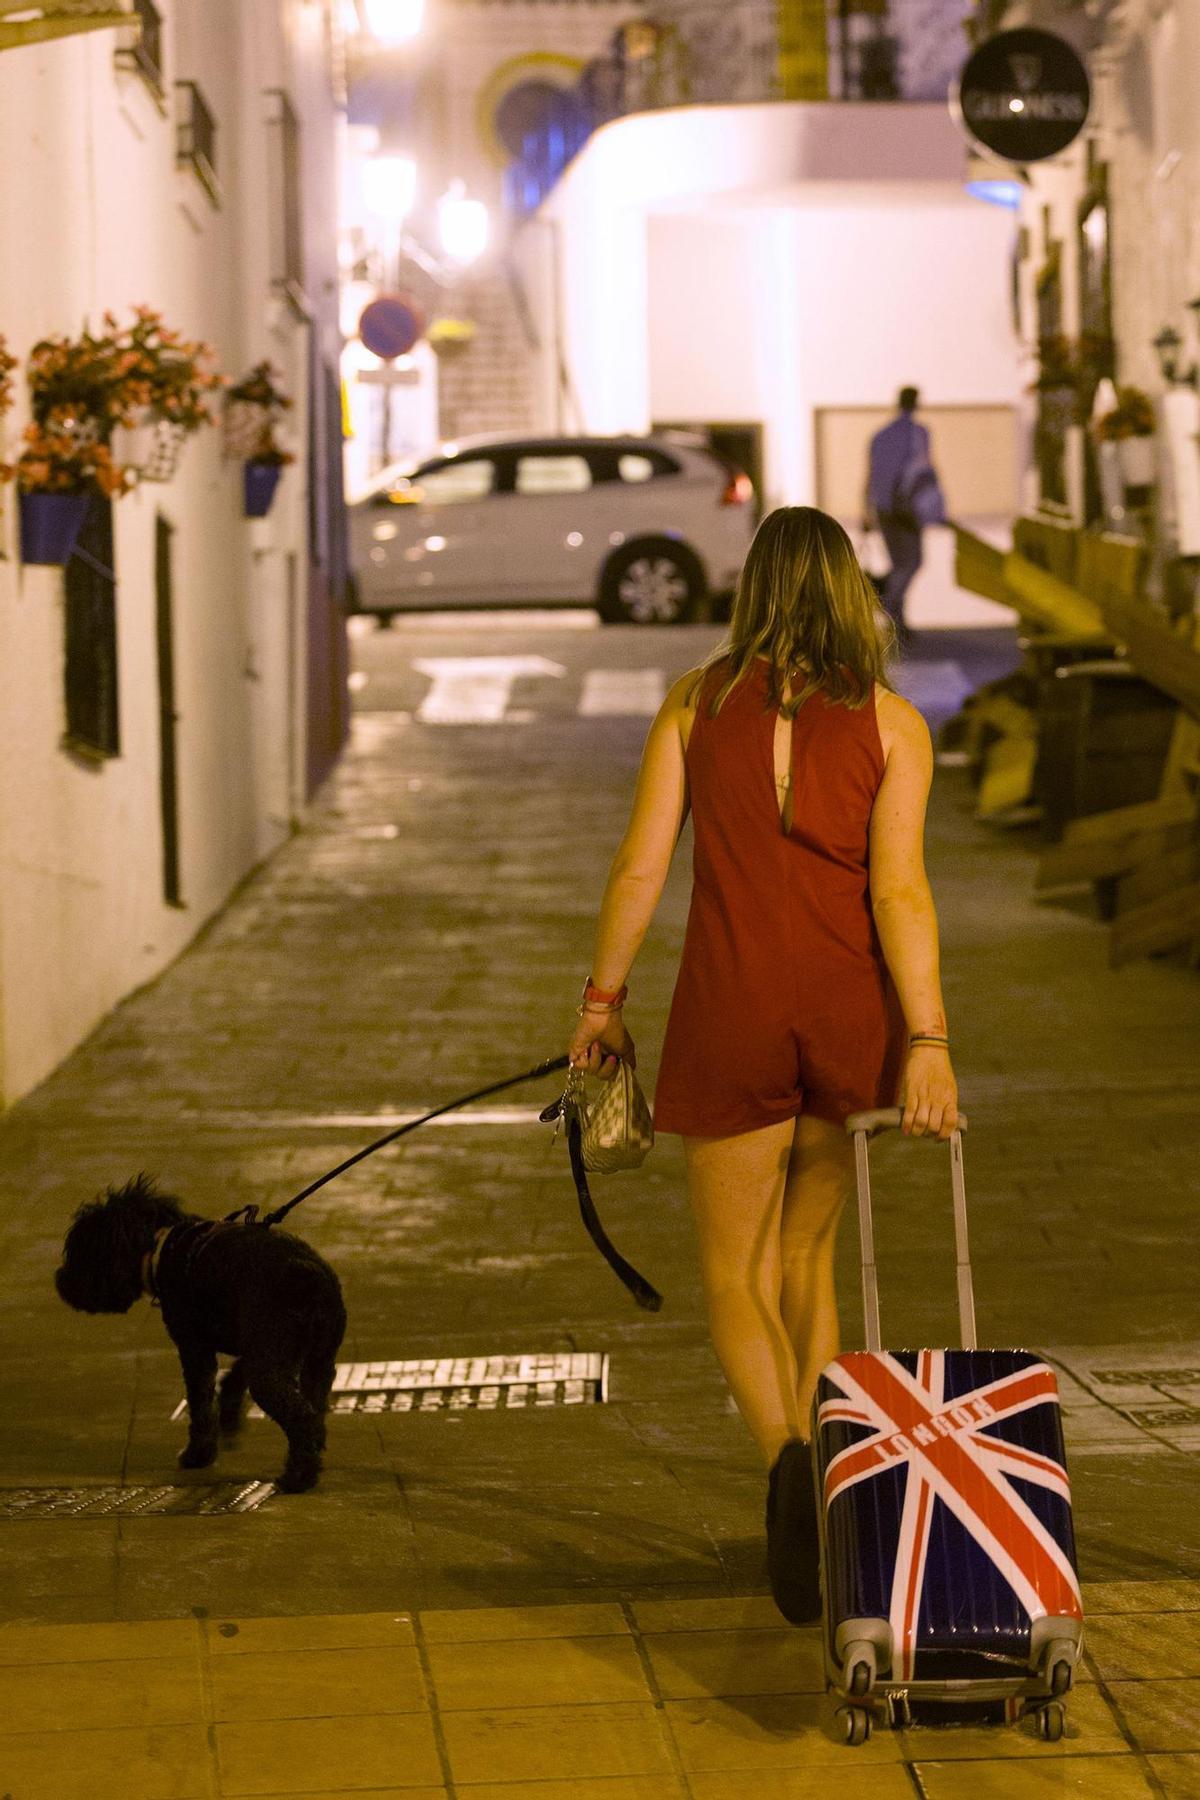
(438, 181), (489, 265)
(1153, 325), (1198, 387)
(362, 155), (417, 224)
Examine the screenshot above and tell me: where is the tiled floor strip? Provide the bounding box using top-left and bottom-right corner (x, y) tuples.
(0, 1586), (1195, 1795)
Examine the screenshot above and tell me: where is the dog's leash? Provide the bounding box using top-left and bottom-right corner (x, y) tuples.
(562, 1110), (662, 1314)
(223, 1054), (662, 1309)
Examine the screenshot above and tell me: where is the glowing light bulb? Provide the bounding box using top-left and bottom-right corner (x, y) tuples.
(362, 155), (417, 222)
(363, 0), (423, 42)
(438, 181), (489, 265)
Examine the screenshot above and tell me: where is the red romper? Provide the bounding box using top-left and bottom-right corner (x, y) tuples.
(654, 658), (906, 1137)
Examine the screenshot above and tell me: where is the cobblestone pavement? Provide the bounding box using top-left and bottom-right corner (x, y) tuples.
(0, 613), (1197, 1797)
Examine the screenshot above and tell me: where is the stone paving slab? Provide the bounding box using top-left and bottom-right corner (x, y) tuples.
(0, 1589), (1193, 1797)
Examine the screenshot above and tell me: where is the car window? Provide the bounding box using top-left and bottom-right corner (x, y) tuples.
(590, 447), (681, 484)
(618, 453), (656, 483)
(515, 453), (591, 496)
(415, 458), (496, 504)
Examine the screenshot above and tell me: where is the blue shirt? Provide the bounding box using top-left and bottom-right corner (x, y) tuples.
(868, 415), (930, 515)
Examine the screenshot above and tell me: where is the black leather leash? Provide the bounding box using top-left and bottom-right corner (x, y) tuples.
(564, 1112), (663, 1313)
(238, 1054), (570, 1228)
(223, 1052), (662, 1311)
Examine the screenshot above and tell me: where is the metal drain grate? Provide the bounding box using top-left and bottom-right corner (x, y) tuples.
(171, 1352), (608, 1420)
(1092, 1368), (1200, 1387)
(1122, 1406), (1200, 1430)
(0, 1481), (275, 1519)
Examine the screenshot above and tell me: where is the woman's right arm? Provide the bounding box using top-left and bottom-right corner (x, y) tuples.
(869, 690), (958, 1139)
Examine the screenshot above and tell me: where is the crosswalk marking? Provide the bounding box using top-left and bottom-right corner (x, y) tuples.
(400, 657), (974, 724)
(413, 656), (565, 723)
(578, 668), (666, 717)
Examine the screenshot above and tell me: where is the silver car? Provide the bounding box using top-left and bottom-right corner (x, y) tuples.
(347, 433), (755, 624)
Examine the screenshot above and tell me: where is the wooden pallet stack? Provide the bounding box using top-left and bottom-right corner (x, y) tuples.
(951, 519), (1200, 968)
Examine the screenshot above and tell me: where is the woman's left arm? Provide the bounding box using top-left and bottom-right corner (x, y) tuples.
(568, 674), (693, 1073)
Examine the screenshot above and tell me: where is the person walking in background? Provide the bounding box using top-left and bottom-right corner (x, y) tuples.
(864, 386), (946, 644)
(567, 507), (958, 1625)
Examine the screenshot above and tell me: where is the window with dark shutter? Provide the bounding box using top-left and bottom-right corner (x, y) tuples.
(63, 500), (120, 761)
(267, 89), (307, 312)
(115, 0), (165, 103)
(176, 79), (220, 206)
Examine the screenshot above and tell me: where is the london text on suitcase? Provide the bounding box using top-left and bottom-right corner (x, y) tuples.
(812, 1108), (1084, 1746)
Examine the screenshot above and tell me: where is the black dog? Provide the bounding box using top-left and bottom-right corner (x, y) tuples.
(55, 1176), (346, 1493)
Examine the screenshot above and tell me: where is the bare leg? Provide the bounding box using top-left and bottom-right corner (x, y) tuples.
(683, 1119), (806, 1468)
(779, 1114), (855, 1415)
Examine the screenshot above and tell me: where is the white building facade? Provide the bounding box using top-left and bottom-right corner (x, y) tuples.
(515, 99), (1023, 622)
(989, 0), (1200, 578)
(0, 1), (348, 1107)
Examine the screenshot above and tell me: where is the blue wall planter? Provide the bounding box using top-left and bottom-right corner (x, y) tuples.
(19, 491), (90, 566)
(243, 461), (283, 518)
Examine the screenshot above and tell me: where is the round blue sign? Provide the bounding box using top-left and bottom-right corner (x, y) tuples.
(358, 293), (424, 360)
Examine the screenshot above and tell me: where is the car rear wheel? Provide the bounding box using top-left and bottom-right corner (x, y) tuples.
(599, 540), (705, 625)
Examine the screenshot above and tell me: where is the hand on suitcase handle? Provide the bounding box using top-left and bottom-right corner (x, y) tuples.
(845, 1106), (968, 1137)
(845, 1107), (975, 1351)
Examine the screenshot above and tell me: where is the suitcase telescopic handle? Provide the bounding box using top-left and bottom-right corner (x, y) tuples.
(844, 1108), (975, 1353)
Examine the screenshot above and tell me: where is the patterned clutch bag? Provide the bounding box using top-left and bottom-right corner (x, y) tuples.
(570, 1061), (655, 1173)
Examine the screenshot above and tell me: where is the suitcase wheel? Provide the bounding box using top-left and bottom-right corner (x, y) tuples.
(838, 1704), (872, 1746)
(843, 1639), (877, 1697)
(1043, 1639), (1076, 1697)
(1038, 1701), (1066, 1742)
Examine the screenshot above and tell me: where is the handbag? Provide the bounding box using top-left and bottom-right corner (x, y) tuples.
(572, 1061), (655, 1173)
(540, 1063), (662, 1312)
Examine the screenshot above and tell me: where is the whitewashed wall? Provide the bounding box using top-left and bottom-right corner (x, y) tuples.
(1005, 0), (1200, 546)
(525, 101), (1021, 508)
(0, 0), (341, 1106)
(647, 190), (1021, 509)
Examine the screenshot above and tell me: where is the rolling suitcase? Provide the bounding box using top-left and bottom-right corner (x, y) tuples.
(813, 1107), (1084, 1745)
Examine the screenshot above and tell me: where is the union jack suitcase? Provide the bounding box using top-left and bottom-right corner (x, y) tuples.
(813, 1107), (1084, 1745)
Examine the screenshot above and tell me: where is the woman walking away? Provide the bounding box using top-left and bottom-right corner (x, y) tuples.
(567, 506), (958, 1625)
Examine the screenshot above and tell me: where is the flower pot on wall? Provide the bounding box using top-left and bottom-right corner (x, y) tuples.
(224, 399), (271, 460)
(243, 460), (283, 517)
(1118, 435), (1156, 490)
(19, 491), (89, 565)
(113, 411), (187, 483)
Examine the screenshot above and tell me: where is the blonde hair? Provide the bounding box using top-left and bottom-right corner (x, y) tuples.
(689, 506), (894, 717)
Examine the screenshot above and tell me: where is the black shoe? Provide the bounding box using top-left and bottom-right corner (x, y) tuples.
(765, 1438), (822, 1625)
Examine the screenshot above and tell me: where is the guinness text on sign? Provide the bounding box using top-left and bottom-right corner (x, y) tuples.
(952, 27), (1090, 164)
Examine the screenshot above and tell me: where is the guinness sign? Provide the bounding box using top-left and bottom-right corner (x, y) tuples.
(953, 28), (1090, 163)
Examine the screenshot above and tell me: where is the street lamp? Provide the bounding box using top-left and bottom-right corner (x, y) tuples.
(361, 0), (424, 43)
(362, 154), (417, 224)
(438, 181), (489, 265)
(1153, 325), (1197, 387)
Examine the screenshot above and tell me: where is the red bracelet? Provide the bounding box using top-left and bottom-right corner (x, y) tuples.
(583, 980), (627, 1008)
